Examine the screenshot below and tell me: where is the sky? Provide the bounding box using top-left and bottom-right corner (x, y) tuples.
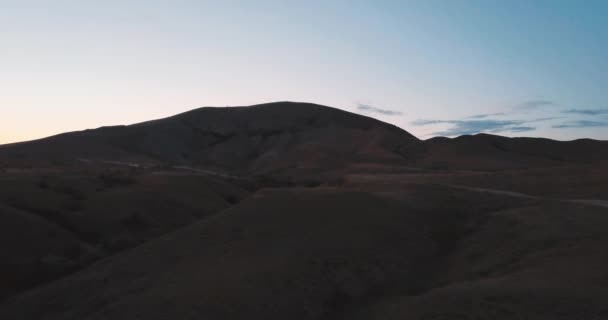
(1, 0), (607, 144)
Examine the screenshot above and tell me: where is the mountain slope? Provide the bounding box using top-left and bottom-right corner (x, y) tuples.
(418, 133), (608, 170)
(0, 102), (420, 174)
(0, 186), (536, 320)
(0, 166), (248, 301)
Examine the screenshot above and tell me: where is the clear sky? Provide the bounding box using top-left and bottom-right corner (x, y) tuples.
(1, 0), (607, 144)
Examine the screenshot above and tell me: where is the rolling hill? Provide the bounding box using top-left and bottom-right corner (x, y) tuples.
(1, 102), (607, 319)
(0, 102), (419, 174)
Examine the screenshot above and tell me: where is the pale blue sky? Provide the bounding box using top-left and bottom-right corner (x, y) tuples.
(1, 0), (607, 143)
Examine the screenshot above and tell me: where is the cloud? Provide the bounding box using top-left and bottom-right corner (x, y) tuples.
(510, 126), (536, 133)
(411, 119), (444, 125)
(561, 108), (608, 115)
(356, 104), (402, 116)
(468, 112), (505, 119)
(531, 117), (559, 122)
(552, 120), (608, 129)
(411, 114), (559, 137)
(433, 120), (525, 136)
(518, 100), (555, 109)
(412, 118), (528, 136)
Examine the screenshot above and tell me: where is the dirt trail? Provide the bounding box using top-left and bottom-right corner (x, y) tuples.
(77, 158), (608, 209)
(569, 199), (608, 208)
(445, 184), (608, 209)
(445, 185), (537, 199)
(78, 158), (242, 179)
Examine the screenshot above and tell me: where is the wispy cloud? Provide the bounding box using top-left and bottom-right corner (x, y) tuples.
(468, 112), (505, 119)
(411, 119), (444, 126)
(356, 103), (402, 116)
(561, 108), (608, 116)
(510, 126), (535, 133)
(412, 119), (527, 136)
(434, 120), (525, 136)
(410, 98), (607, 137)
(552, 120), (608, 129)
(518, 100), (555, 109)
(411, 114), (558, 137)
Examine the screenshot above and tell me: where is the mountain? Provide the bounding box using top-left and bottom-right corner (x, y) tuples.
(3, 102), (606, 174)
(417, 133), (608, 170)
(1, 102), (607, 319)
(0, 102), (419, 175)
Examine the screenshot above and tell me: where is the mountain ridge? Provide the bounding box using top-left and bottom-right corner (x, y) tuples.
(2, 102), (607, 174)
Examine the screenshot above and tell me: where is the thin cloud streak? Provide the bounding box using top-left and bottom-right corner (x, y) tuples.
(468, 112), (505, 119)
(562, 108), (608, 115)
(510, 126), (535, 133)
(552, 120), (608, 129)
(518, 100), (555, 109)
(431, 120), (525, 136)
(411, 114), (559, 137)
(356, 104), (402, 116)
(411, 119), (444, 126)
(411, 99), (562, 137)
(412, 118), (528, 136)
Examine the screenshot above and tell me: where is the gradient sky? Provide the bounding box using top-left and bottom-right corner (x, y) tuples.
(2, 0), (607, 144)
